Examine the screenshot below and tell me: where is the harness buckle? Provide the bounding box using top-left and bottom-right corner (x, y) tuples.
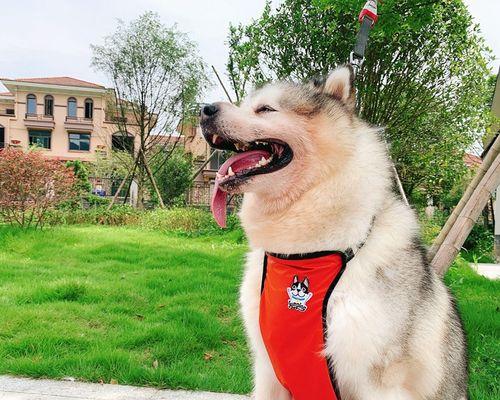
(349, 51), (364, 76)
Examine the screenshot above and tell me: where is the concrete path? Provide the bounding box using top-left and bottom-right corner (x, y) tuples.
(0, 376), (249, 400)
(470, 263), (500, 279)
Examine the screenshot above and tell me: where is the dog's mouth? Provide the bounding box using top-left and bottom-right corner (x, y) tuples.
(205, 134), (293, 228)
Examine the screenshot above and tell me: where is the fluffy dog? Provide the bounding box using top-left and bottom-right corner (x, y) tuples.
(200, 66), (468, 400)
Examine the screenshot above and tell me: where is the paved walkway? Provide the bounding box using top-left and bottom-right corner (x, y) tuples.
(471, 263), (500, 279)
(0, 376), (249, 400)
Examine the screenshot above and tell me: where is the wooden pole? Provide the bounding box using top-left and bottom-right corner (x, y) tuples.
(191, 150), (218, 181)
(428, 134), (500, 259)
(431, 152), (500, 275)
(142, 150), (165, 208)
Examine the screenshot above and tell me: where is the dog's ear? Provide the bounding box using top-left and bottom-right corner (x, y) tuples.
(293, 275), (299, 284)
(303, 278), (309, 289)
(323, 65), (355, 110)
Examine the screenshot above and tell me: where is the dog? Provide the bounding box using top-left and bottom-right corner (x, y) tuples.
(200, 66), (468, 400)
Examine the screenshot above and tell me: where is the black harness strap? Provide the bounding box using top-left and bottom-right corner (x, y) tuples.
(349, 0), (379, 76)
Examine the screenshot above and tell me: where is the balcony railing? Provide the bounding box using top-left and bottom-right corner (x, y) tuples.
(65, 116), (93, 123)
(24, 113), (55, 129)
(64, 116), (94, 132)
(25, 113), (54, 121)
(0, 108), (15, 116)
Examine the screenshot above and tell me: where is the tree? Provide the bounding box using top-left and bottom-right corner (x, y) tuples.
(227, 0), (492, 205)
(153, 147), (193, 206)
(0, 148), (76, 229)
(91, 12), (209, 209)
(66, 160), (92, 195)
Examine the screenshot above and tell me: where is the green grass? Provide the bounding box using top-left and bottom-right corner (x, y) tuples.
(445, 258), (500, 400)
(0, 225), (251, 393)
(0, 225), (498, 398)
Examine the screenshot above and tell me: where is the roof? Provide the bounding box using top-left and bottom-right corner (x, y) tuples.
(464, 153), (482, 168)
(0, 77), (105, 89)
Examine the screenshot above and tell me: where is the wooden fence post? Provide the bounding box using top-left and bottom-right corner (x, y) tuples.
(431, 151), (500, 275)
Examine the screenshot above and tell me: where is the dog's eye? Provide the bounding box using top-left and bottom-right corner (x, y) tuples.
(255, 105), (276, 114)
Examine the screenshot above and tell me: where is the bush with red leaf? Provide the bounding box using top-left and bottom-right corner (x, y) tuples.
(0, 148), (76, 228)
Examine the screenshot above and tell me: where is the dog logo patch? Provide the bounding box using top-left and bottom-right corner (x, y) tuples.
(287, 275), (313, 312)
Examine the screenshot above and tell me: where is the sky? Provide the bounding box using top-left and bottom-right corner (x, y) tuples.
(0, 0), (498, 102)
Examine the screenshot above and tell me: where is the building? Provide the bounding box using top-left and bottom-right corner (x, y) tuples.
(182, 121), (227, 207)
(0, 76), (221, 206)
(0, 77), (136, 160)
(488, 69), (500, 259)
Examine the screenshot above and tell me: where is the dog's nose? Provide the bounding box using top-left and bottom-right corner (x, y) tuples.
(201, 103), (219, 119)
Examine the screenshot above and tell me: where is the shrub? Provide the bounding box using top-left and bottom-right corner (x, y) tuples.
(47, 205), (140, 226)
(0, 148), (76, 228)
(419, 210), (447, 246)
(152, 148), (193, 206)
(66, 160), (92, 195)
(462, 223), (494, 262)
(139, 207), (241, 235)
(45, 205), (243, 238)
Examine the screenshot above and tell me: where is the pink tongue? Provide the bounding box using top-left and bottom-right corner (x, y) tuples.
(211, 150), (270, 228)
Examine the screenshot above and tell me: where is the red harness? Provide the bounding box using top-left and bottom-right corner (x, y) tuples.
(259, 251), (348, 400)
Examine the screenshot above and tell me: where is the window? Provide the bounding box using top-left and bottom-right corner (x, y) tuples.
(67, 97), (77, 118)
(26, 94), (37, 115)
(0, 125), (4, 148)
(69, 133), (90, 151)
(84, 98), (93, 119)
(112, 133), (134, 154)
(44, 95), (54, 116)
(29, 130), (51, 149)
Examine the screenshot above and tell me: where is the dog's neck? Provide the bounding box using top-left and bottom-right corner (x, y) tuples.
(239, 131), (393, 254)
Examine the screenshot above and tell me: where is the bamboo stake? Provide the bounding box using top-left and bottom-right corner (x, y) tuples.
(142, 150), (165, 208)
(431, 152), (500, 275)
(429, 134), (500, 259)
(191, 150), (218, 181)
(107, 153), (139, 210)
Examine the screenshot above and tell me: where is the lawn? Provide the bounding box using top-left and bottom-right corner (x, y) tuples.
(0, 225), (498, 398)
(0, 225), (251, 393)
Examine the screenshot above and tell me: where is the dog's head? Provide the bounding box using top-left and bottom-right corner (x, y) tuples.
(201, 66), (357, 227)
(290, 275), (310, 299)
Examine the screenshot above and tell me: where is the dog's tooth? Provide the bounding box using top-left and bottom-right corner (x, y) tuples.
(212, 134), (219, 144)
(228, 167), (235, 176)
(216, 172), (223, 180)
